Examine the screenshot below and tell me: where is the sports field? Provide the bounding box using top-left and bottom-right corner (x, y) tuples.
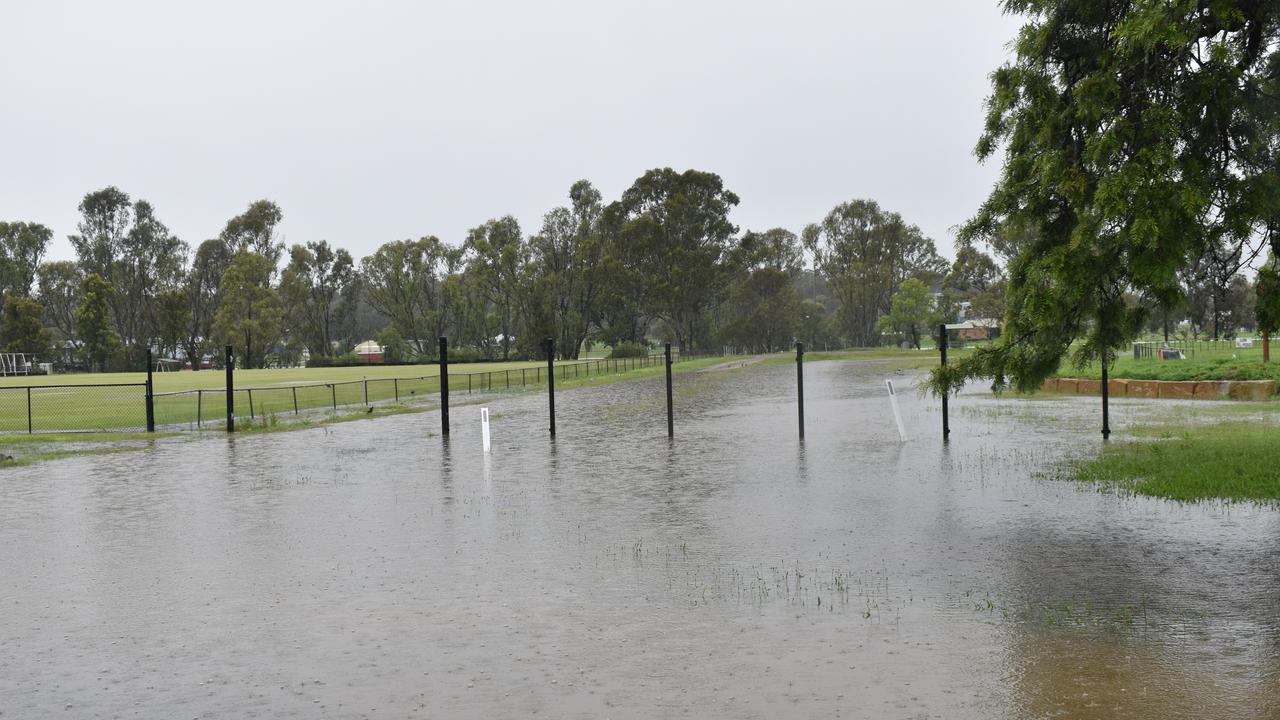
(0, 356), (671, 433)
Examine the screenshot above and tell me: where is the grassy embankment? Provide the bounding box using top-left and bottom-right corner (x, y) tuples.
(758, 345), (964, 370)
(1044, 344), (1280, 502)
(1057, 343), (1280, 382)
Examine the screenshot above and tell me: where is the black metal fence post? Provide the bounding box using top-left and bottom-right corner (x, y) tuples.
(225, 344), (235, 433)
(439, 336), (450, 436)
(939, 324), (949, 440)
(664, 343), (674, 437)
(546, 338), (556, 437)
(796, 341), (804, 440)
(26, 386), (32, 434)
(145, 349), (155, 432)
(1101, 358), (1111, 439)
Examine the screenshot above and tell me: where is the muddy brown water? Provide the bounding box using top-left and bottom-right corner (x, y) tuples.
(1, 360), (1277, 718)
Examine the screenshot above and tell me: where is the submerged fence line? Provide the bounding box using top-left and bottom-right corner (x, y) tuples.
(0, 351), (684, 434)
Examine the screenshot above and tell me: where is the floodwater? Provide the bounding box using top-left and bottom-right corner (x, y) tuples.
(1, 360), (1278, 719)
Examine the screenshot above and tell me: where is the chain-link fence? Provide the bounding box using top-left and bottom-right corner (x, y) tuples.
(3, 352), (682, 434)
(0, 383), (148, 433)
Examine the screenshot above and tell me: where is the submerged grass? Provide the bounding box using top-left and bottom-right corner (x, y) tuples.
(0, 355), (736, 466)
(0, 445), (149, 468)
(1064, 421), (1280, 503)
(758, 346), (966, 371)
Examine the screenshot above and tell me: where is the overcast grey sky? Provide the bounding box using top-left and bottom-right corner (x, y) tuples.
(2, 1), (1023, 264)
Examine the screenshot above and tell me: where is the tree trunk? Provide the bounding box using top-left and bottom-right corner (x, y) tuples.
(1213, 289), (1222, 340)
(1265, 332), (1271, 363)
(184, 343), (201, 371)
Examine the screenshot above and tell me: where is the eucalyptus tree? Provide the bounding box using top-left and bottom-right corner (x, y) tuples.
(117, 201), (186, 353)
(944, 244), (1005, 320)
(0, 222), (52, 296)
(803, 200), (946, 347)
(361, 236), (461, 355)
(69, 186), (131, 281)
(719, 267), (800, 353)
(935, 0), (1280, 393)
(36, 261), (82, 344)
(213, 251), (280, 369)
(604, 168), (740, 354)
(279, 240), (357, 356)
(69, 188), (185, 357)
(464, 216), (527, 360)
(77, 273), (117, 371)
(181, 239), (233, 369)
(220, 200), (285, 267)
(717, 228), (804, 352)
(528, 180), (606, 359)
(152, 289), (190, 361)
(736, 228), (803, 275)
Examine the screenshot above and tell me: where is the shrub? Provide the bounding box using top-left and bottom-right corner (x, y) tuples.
(378, 327), (410, 364)
(608, 341), (651, 359)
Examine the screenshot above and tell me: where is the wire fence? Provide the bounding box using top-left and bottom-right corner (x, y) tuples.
(0, 383), (149, 433)
(1132, 338), (1249, 360)
(2, 352), (683, 434)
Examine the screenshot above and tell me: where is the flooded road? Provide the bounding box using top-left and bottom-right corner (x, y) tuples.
(2, 360), (1278, 718)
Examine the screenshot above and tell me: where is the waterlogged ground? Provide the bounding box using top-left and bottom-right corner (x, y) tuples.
(1, 360), (1278, 718)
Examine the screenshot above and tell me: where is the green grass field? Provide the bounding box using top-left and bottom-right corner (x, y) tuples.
(1064, 421), (1280, 503)
(1058, 342), (1280, 383)
(0, 355), (672, 433)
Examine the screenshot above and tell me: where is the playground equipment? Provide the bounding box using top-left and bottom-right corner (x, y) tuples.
(0, 353), (32, 376)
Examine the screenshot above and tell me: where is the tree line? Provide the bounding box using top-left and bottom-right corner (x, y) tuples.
(0, 169), (1012, 371)
(2, 166), (1275, 375)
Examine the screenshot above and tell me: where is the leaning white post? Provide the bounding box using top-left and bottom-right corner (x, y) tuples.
(885, 379), (907, 442)
(480, 407), (491, 453)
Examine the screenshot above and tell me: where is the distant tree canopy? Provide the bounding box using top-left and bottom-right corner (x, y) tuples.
(935, 0), (1280, 393)
(1257, 256), (1280, 357)
(0, 221), (52, 296)
(213, 251), (280, 369)
(9, 171), (1013, 370)
(804, 199), (947, 348)
(878, 278), (939, 350)
(1, 292), (53, 358)
(605, 168), (741, 354)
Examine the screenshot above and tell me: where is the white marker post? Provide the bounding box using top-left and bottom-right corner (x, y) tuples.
(885, 379), (907, 442)
(480, 407), (492, 453)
